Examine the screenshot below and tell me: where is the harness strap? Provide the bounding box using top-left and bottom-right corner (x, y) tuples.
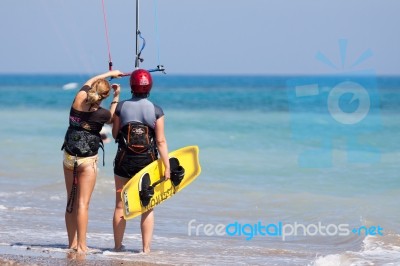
(99, 140), (105, 166)
(66, 156), (78, 213)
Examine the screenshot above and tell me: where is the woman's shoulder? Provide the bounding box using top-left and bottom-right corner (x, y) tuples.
(153, 103), (164, 118)
(75, 85), (91, 99)
(79, 85), (91, 92)
(72, 85), (90, 108)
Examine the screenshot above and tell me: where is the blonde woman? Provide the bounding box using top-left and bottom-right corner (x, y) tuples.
(62, 70), (122, 253)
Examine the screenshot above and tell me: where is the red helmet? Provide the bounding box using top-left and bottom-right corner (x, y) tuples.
(130, 69), (153, 94)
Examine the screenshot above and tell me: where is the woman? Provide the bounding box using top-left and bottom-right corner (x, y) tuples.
(62, 70), (122, 253)
(112, 69), (170, 253)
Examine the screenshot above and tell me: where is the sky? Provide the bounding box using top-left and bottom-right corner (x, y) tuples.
(0, 0), (399, 75)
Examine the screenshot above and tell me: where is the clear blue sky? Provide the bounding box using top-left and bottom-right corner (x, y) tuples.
(1, 0), (399, 75)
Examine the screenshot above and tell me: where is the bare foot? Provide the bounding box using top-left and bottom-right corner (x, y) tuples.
(114, 244), (126, 252)
(76, 245), (88, 254)
(143, 247), (150, 253)
(67, 250), (76, 260)
(67, 248), (86, 261)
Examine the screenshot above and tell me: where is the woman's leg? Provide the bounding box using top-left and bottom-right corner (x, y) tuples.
(75, 162), (97, 253)
(113, 175), (129, 250)
(141, 209), (154, 253)
(64, 164), (78, 250)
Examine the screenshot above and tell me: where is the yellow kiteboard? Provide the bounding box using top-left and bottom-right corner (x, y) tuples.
(121, 145), (201, 220)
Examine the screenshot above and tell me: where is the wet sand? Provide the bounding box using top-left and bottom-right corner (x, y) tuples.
(0, 255), (168, 266)
(0, 248), (170, 266)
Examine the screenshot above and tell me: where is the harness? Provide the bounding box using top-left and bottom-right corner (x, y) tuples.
(62, 126), (104, 159)
(117, 122), (157, 159)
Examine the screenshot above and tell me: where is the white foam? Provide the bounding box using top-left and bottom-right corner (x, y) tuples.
(312, 253), (367, 266)
(13, 206), (32, 211)
(62, 82), (79, 90)
(312, 235), (400, 265)
(0, 205), (7, 210)
(359, 235), (400, 261)
(50, 195), (61, 201)
(11, 244), (28, 249)
(102, 250), (142, 256)
(0, 192), (24, 198)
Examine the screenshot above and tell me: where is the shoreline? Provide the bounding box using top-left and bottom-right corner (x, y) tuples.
(0, 254), (168, 266)
(0, 246), (169, 266)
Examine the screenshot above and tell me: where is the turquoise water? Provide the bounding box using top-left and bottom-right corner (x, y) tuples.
(0, 74), (399, 265)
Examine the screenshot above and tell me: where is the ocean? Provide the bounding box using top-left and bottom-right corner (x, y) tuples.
(0, 74), (399, 265)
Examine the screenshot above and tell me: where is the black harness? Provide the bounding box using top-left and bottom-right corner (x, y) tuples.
(62, 126), (104, 158)
(117, 122), (157, 158)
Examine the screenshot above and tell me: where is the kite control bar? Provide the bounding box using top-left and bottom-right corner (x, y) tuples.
(120, 65), (166, 77)
(148, 65), (166, 73)
(110, 65), (165, 80)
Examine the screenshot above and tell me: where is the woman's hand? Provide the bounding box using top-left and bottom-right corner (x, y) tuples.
(111, 84), (121, 97)
(164, 168), (171, 180)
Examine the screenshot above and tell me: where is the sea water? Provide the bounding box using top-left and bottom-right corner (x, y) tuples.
(0, 74), (399, 265)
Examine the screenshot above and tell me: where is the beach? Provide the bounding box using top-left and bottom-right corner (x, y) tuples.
(0, 255), (168, 266)
(0, 74), (399, 265)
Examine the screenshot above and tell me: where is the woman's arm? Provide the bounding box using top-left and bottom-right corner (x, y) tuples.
(112, 113), (120, 139)
(73, 70), (123, 111)
(155, 116), (170, 179)
(84, 70), (123, 87)
(106, 84), (120, 124)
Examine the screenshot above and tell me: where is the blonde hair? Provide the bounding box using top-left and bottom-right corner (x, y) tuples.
(86, 79), (111, 104)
